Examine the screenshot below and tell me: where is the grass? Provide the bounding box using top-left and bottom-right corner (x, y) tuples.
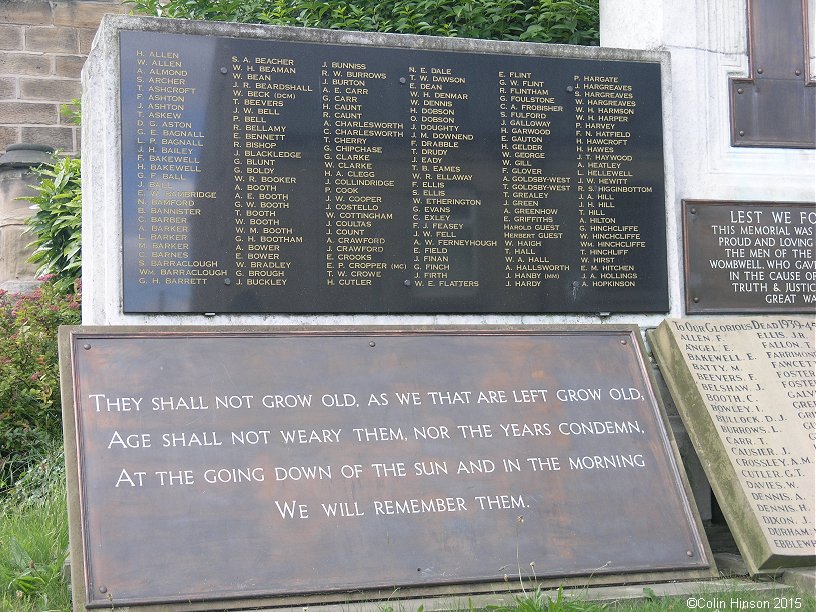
(0, 458), (71, 612)
(481, 583), (816, 611)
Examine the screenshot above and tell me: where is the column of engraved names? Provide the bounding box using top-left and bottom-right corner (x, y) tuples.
(573, 75), (650, 289)
(498, 70), (570, 288)
(322, 62), (401, 288)
(409, 65), (489, 289)
(728, 323), (815, 553)
(129, 47), (220, 287)
(230, 54), (305, 288)
(761, 325), (816, 449)
(673, 320), (815, 553)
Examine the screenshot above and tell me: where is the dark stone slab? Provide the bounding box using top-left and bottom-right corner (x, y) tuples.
(120, 28), (668, 314)
(61, 326), (712, 610)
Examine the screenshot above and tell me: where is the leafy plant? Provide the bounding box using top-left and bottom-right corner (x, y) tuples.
(128, 0), (600, 45)
(22, 156), (82, 295)
(0, 280), (80, 494)
(59, 99), (81, 127)
(0, 480), (71, 611)
(641, 587), (657, 603)
(3, 438), (66, 510)
(488, 587), (608, 612)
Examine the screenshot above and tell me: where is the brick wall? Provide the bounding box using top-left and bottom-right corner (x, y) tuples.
(0, 0), (129, 156)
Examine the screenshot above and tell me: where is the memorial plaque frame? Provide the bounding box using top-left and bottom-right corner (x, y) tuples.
(60, 326), (715, 611)
(113, 18), (669, 316)
(729, 0), (816, 148)
(682, 200), (816, 314)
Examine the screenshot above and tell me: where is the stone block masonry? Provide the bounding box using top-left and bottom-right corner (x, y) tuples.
(0, 0), (129, 156)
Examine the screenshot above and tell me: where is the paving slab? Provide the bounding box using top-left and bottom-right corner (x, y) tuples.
(248, 578), (798, 611)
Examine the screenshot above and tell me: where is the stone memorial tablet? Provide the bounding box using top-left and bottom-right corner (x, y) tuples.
(649, 317), (816, 575)
(683, 200), (816, 314)
(119, 27), (668, 314)
(60, 327), (712, 610)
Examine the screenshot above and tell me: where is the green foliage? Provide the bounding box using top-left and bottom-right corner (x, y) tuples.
(59, 99), (81, 127)
(641, 587), (657, 603)
(3, 438), (66, 510)
(488, 587), (608, 612)
(22, 156), (83, 295)
(0, 280), (80, 494)
(0, 479), (70, 612)
(128, 0), (600, 45)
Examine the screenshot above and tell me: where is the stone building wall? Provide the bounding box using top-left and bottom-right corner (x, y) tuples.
(0, 0), (129, 156)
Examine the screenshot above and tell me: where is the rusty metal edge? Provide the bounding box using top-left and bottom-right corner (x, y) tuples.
(681, 200), (816, 315)
(61, 324), (719, 611)
(58, 326), (89, 612)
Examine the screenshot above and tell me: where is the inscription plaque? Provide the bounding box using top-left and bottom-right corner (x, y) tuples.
(650, 317), (816, 575)
(61, 327), (710, 610)
(121, 29), (668, 314)
(683, 200), (816, 314)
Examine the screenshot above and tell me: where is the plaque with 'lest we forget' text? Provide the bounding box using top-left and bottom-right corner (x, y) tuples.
(120, 27), (667, 314)
(683, 201), (816, 314)
(61, 327), (711, 610)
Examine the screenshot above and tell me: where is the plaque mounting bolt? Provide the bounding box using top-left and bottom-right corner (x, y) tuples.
(739, 130), (745, 137)
(99, 586), (107, 594)
(795, 69), (801, 76)
(404, 280), (411, 286)
(566, 85), (574, 92)
(83, 343), (91, 350)
(620, 340), (627, 345)
(220, 67), (228, 74)
(686, 550), (693, 557)
(399, 77), (406, 84)
(369, 341), (376, 348)
(757, 67), (763, 74)
(224, 278), (232, 286)
(693, 297), (700, 303)
(737, 88), (743, 94)
(690, 208), (696, 214)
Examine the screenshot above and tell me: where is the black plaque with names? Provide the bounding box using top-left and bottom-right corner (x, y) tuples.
(683, 200), (816, 314)
(121, 30), (668, 314)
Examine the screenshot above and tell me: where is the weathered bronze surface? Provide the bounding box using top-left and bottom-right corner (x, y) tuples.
(120, 29), (669, 314)
(63, 327), (709, 609)
(683, 200), (816, 314)
(730, 0), (815, 148)
(650, 317), (816, 575)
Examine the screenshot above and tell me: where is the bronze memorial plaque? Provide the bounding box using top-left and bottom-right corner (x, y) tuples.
(683, 200), (816, 314)
(650, 317), (816, 575)
(61, 328), (711, 610)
